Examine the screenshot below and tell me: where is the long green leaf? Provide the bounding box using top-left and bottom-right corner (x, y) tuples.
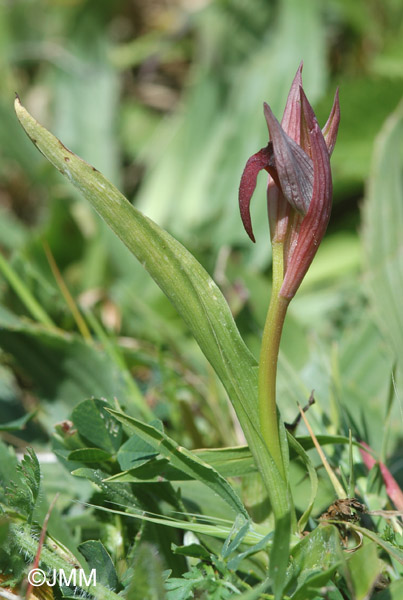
(106, 435), (355, 483)
(13, 98), (259, 430)
(107, 409), (249, 519)
(14, 99), (292, 581)
(0, 251), (55, 327)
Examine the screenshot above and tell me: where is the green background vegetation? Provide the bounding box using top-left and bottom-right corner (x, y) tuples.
(1, 1), (403, 598)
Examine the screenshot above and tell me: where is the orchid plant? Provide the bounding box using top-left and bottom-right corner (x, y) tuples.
(239, 63), (340, 480)
(17, 64), (403, 600)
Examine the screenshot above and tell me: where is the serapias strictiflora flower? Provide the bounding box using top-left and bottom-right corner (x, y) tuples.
(239, 63), (340, 299)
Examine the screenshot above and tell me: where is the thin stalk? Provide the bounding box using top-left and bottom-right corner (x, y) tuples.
(258, 241), (290, 478)
(298, 403), (347, 499)
(43, 241), (92, 342)
(0, 252), (55, 328)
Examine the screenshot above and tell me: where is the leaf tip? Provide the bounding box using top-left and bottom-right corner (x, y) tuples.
(14, 94), (24, 119)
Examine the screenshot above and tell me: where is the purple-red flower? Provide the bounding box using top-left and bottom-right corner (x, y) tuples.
(239, 63), (340, 299)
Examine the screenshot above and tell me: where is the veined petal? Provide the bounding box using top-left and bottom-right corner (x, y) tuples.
(322, 88), (340, 156)
(280, 88), (332, 299)
(238, 145), (273, 242)
(264, 102), (313, 215)
(281, 61), (303, 142)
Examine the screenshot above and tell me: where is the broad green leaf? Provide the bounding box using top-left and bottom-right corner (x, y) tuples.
(107, 409), (249, 519)
(14, 98), (291, 565)
(68, 448), (113, 462)
(117, 423), (163, 471)
(171, 543), (211, 561)
(288, 525), (345, 600)
(347, 542), (381, 600)
(72, 399), (122, 454)
(364, 99), (403, 371)
(294, 435), (362, 453)
(194, 446), (256, 477)
(78, 540), (119, 591)
(197, 435), (357, 477)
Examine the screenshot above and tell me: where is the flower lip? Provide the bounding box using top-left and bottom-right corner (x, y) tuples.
(238, 145), (273, 243)
(279, 61), (303, 142)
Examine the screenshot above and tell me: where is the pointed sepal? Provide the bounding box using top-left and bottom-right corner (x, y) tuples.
(264, 102), (313, 216)
(280, 87), (332, 298)
(322, 88), (340, 156)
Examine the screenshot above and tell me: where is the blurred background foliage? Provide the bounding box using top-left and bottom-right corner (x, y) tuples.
(0, 0), (403, 515)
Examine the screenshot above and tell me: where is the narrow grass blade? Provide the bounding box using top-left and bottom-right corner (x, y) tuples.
(83, 502), (264, 545)
(287, 433), (318, 532)
(43, 241), (92, 341)
(298, 403), (346, 499)
(0, 251), (55, 327)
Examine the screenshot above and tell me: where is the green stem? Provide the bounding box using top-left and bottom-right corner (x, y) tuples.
(258, 241), (290, 478)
